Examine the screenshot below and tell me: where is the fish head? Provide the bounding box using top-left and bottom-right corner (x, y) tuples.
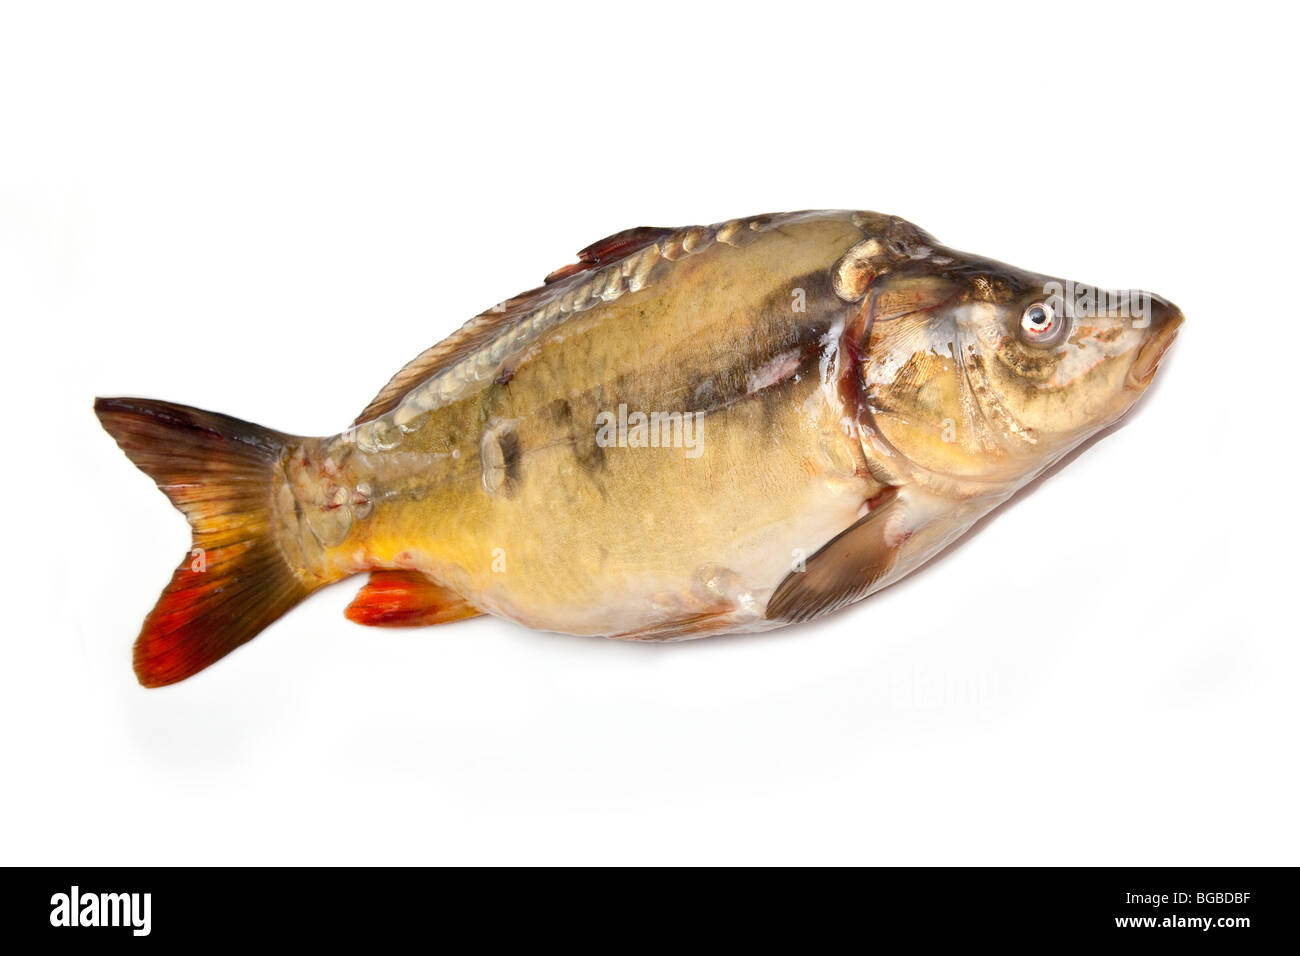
(855, 249), (1182, 488)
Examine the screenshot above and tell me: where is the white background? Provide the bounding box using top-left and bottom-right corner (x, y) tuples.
(1, 2), (1293, 865)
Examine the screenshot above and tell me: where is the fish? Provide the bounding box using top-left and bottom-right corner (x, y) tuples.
(95, 210), (1182, 687)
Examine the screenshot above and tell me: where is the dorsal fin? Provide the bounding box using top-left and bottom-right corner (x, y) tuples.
(353, 285), (554, 425)
(353, 224), (673, 425)
(544, 226), (673, 284)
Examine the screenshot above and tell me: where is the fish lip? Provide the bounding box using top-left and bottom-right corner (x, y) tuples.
(1126, 310), (1184, 389)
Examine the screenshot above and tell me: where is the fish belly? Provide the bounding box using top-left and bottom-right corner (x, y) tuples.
(459, 375), (874, 636)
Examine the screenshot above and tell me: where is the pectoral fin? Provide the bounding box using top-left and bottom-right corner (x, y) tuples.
(345, 571), (480, 628)
(765, 488), (903, 624)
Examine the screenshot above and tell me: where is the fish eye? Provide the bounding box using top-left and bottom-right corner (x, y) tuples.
(1019, 301), (1066, 344)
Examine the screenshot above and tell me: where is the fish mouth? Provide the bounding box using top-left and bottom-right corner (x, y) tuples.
(1126, 305), (1184, 390)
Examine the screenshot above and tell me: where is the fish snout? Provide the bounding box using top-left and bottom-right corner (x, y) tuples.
(1127, 294), (1184, 389)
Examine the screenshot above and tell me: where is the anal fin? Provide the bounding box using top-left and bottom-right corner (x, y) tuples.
(345, 571), (481, 628)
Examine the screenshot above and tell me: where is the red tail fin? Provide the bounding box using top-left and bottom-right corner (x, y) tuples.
(94, 397), (312, 687)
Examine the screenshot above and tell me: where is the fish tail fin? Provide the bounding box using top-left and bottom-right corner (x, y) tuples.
(94, 397), (313, 687)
